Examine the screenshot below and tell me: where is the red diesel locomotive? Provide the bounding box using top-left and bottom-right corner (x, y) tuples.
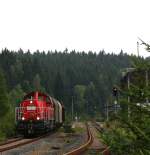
(15, 91), (65, 135)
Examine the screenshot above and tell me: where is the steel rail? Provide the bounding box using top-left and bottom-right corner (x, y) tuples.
(0, 133), (51, 152)
(0, 137), (23, 146)
(64, 123), (93, 155)
(101, 146), (111, 155)
(93, 122), (110, 155)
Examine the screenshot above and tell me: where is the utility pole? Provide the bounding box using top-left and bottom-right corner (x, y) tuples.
(122, 68), (135, 118)
(127, 72), (130, 118)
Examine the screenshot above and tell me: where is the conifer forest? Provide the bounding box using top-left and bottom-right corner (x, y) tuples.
(0, 48), (150, 154)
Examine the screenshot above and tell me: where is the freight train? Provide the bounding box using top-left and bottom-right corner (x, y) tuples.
(15, 91), (65, 136)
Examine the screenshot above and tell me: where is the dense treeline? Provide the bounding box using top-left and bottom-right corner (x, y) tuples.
(0, 48), (134, 139)
(0, 48), (131, 118)
(0, 47), (149, 155)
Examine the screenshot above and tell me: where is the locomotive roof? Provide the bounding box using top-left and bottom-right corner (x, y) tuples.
(23, 92), (63, 107)
(23, 91), (50, 100)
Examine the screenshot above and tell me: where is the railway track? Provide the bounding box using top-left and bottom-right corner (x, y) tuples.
(93, 122), (110, 155)
(0, 122), (110, 155)
(0, 133), (50, 153)
(62, 122), (110, 155)
(63, 122), (110, 155)
(93, 122), (104, 133)
(0, 137), (23, 146)
(0, 125), (89, 154)
(64, 123), (93, 155)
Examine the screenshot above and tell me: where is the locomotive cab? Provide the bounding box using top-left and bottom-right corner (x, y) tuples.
(16, 92), (54, 135)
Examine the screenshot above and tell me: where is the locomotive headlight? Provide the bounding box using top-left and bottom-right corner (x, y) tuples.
(37, 116), (40, 120)
(22, 117), (25, 120)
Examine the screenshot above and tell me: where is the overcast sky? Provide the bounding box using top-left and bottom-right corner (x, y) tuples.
(0, 0), (150, 57)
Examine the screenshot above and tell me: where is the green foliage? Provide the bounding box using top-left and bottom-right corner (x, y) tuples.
(84, 82), (97, 116)
(0, 49), (132, 140)
(0, 108), (16, 137)
(33, 74), (45, 92)
(54, 72), (64, 101)
(74, 85), (86, 114)
(131, 57), (150, 70)
(74, 85), (86, 99)
(0, 49), (131, 117)
(0, 68), (9, 117)
(72, 126), (84, 133)
(0, 130), (6, 141)
(0, 86), (25, 140)
(101, 125), (140, 155)
(101, 58), (150, 155)
(0, 68), (15, 140)
(8, 84), (25, 106)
